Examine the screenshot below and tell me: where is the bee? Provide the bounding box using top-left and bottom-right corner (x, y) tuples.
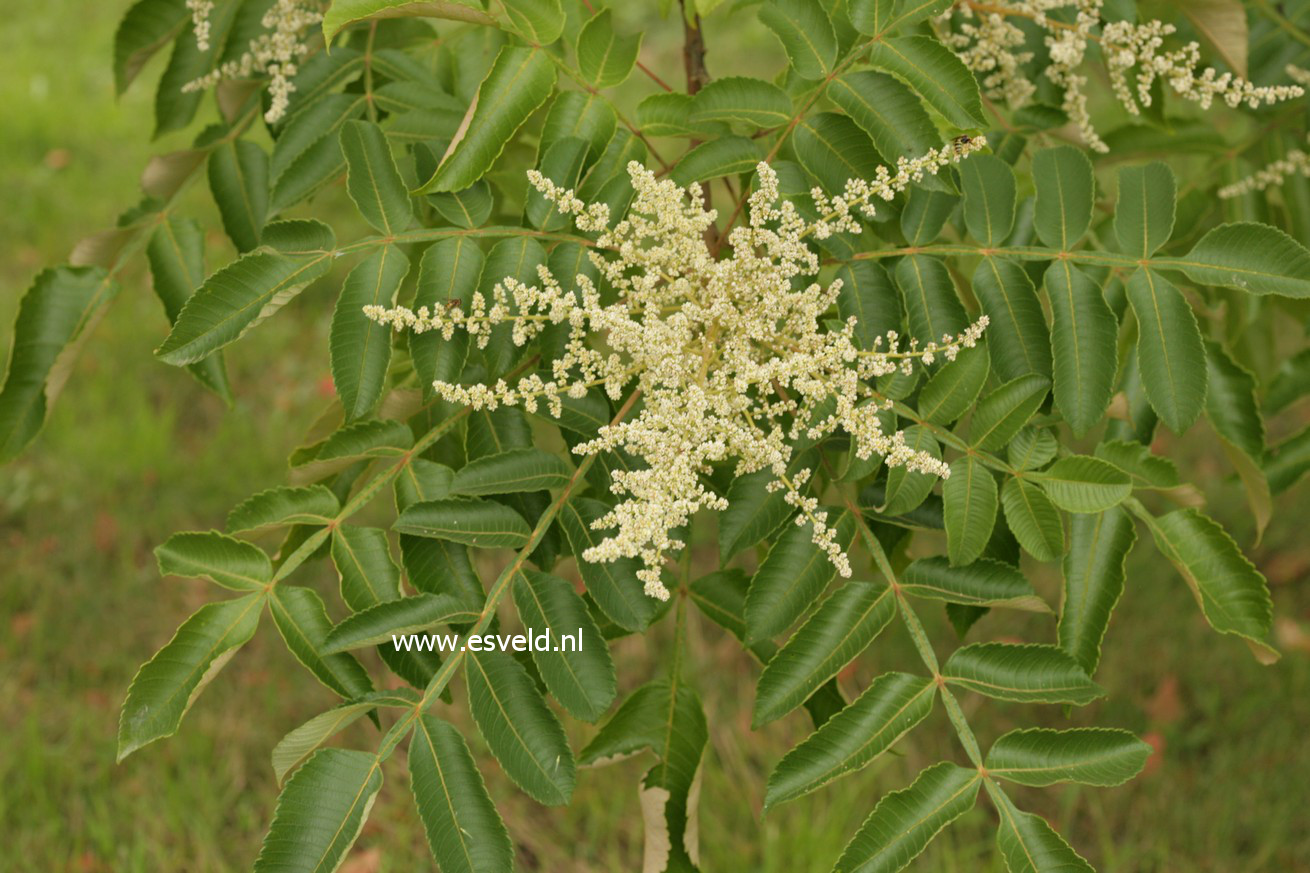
(951, 135), (974, 156)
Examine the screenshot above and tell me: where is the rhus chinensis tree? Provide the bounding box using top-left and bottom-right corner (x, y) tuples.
(7, 0), (1310, 869)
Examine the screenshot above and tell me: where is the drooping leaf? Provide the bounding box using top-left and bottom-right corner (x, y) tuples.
(1140, 506), (1277, 663)
(118, 593), (263, 759)
(0, 266), (119, 462)
(330, 245), (408, 422)
(1205, 340), (1271, 538)
(1161, 222), (1310, 297)
(145, 217), (231, 399)
(970, 374), (1050, 451)
(759, 0), (837, 80)
(901, 557), (1049, 612)
(1126, 268), (1207, 433)
(417, 47), (557, 194)
(764, 672), (934, 808)
(322, 593), (477, 652)
(512, 568), (617, 721)
(252, 749), (383, 873)
(942, 457), (998, 567)
(410, 715), (515, 873)
(155, 531), (272, 591)
(394, 498), (532, 549)
(972, 257), (1051, 381)
(1114, 162), (1176, 258)
(114, 0), (188, 95)
(992, 788), (1095, 873)
(960, 155), (1017, 246)
(866, 35), (985, 129)
(1058, 507), (1136, 675)
(1032, 145), (1094, 250)
(466, 648), (576, 805)
(269, 586), (376, 703)
(753, 581), (895, 726)
(576, 8), (641, 89)
(986, 727), (1151, 787)
(1044, 261), (1117, 435)
(208, 139), (269, 254)
(1001, 476), (1066, 562)
(833, 761), (981, 873)
(942, 642), (1103, 705)
(745, 510), (855, 643)
(340, 119), (414, 235)
(156, 220), (335, 365)
(1032, 456), (1132, 514)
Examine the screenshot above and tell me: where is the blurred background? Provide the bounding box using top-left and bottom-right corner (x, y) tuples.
(2, 2), (1310, 871)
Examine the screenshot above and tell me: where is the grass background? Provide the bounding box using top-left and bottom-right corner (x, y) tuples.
(2, 2), (1310, 871)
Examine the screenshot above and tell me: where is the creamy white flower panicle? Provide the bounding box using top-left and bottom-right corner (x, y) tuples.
(942, 0), (1304, 153)
(367, 146), (990, 600)
(1218, 135), (1310, 199)
(183, 0), (322, 124)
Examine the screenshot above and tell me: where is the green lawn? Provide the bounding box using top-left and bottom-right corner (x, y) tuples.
(2, 3), (1309, 871)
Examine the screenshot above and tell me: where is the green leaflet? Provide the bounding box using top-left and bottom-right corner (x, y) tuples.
(1008, 427), (1057, 471)
(1114, 162), (1176, 258)
(527, 137), (589, 231)
(764, 672), (934, 808)
(1044, 261), (1117, 435)
(154, 0), (238, 135)
(745, 510), (855, 643)
(451, 447), (572, 495)
(340, 119), (414, 235)
(1095, 440), (1179, 488)
(145, 217), (231, 400)
(417, 47), (557, 194)
(499, 0), (565, 44)
(114, 0), (188, 95)
(330, 245), (408, 422)
(208, 139), (268, 254)
(865, 35), (985, 129)
(753, 581), (895, 726)
(1032, 455), (1132, 514)
(689, 76), (792, 129)
(901, 557), (1049, 612)
(466, 648), (576, 805)
(794, 112), (886, 195)
(118, 592), (263, 759)
(992, 786), (1095, 873)
(970, 374), (1050, 451)
(972, 257), (1051, 382)
(430, 181), (494, 228)
(273, 689), (417, 784)
(1001, 476), (1066, 561)
(1204, 340), (1271, 539)
(1267, 424), (1310, 493)
(0, 266), (119, 463)
(156, 220), (336, 366)
(252, 749), (383, 873)
(1126, 268), (1207, 434)
(1058, 507), (1136, 675)
(830, 70), (952, 193)
(718, 465), (795, 561)
(1160, 222), (1310, 298)
(332, 524), (403, 610)
(538, 86), (617, 160)
(410, 715), (514, 873)
(322, 593), (478, 652)
(849, 0), (953, 34)
(269, 586), (375, 703)
(411, 237), (479, 399)
(670, 136), (763, 185)
(401, 534), (484, 610)
(894, 255), (967, 349)
(393, 498), (532, 549)
(901, 188), (960, 243)
(942, 457), (999, 566)
(322, 0), (495, 41)
(986, 727), (1151, 788)
(227, 484), (340, 532)
(1139, 506), (1278, 663)
(1032, 145), (1094, 250)
(833, 761), (981, 873)
(512, 568), (617, 722)
(272, 94), (365, 181)
(836, 261), (902, 351)
(960, 155), (1017, 247)
(918, 345), (989, 427)
(759, 0), (837, 80)
(559, 497), (657, 631)
(155, 531), (272, 591)
(576, 9), (641, 89)
(942, 642), (1104, 705)
(478, 236), (547, 376)
(294, 419), (414, 478)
